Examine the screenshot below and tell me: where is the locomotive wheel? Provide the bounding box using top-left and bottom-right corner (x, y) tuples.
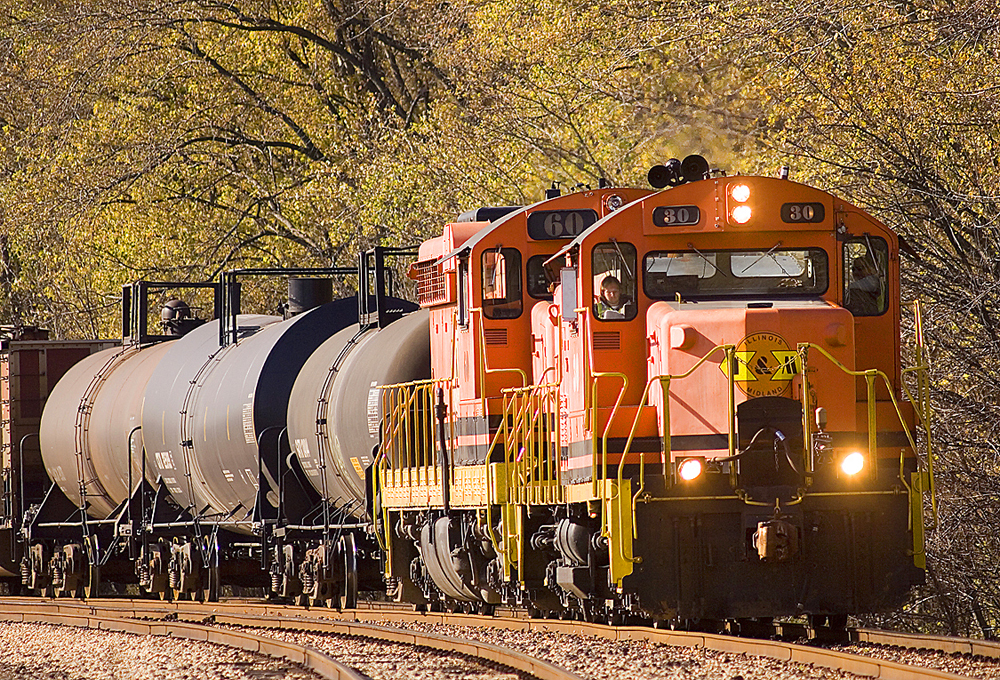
(200, 566), (219, 603)
(82, 566), (100, 599)
(158, 587), (173, 602)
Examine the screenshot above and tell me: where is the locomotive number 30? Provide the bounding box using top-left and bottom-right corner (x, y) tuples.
(652, 205), (701, 227)
(781, 202), (825, 223)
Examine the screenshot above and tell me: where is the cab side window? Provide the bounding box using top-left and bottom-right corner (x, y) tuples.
(526, 255), (555, 300)
(843, 237), (888, 316)
(482, 248), (523, 319)
(592, 242), (637, 321)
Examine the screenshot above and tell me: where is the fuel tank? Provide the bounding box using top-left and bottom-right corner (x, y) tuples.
(141, 299), (359, 533)
(40, 342), (176, 518)
(288, 309), (430, 516)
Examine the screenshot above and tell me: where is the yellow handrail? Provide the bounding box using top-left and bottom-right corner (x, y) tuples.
(473, 307), (527, 409)
(589, 371), (628, 503)
(602, 344), (737, 561)
(796, 342), (933, 512)
(903, 299), (936, 526)
(499, 383), (562, 506)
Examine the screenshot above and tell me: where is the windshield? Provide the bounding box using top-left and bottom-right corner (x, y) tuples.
(643, 248), (829, 299)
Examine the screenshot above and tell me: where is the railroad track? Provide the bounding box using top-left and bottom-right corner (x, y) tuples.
(0, 597), (995, 680)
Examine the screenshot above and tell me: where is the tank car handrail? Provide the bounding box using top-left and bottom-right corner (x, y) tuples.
(73, 345), (137, 544)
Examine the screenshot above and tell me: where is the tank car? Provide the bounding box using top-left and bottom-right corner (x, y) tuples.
(26, 261), (425, 602)
(375, 159), (935, 626)
(0, 328), (115, 594)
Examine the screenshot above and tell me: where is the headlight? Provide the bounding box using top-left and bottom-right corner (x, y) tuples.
(840, 451), (865, 476)
(730, 184), (751, 202)
(678, 458), (704, 481)
(731, 205), (752, 224)
(605, 194), (624, 211)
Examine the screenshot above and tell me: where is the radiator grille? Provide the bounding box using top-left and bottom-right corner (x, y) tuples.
(484, 328), (508, 346)
(592, 331), (621, 351)
(415, 260), (447, 304)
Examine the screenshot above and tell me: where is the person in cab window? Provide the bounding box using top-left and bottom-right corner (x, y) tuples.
(847, 257), (881, 315)
(596, 275), (631, 319)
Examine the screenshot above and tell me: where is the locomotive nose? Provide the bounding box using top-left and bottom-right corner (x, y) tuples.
(647, 300), (858, 499)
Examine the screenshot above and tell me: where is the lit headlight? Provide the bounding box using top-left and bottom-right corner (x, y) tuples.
(678, 458), (704, 481)
(731, 205), (752, 224)
(730, 184), (751, 202)
(840, 451), (865, 476)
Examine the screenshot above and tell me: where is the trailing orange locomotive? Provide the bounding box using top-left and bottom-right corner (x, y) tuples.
(376, 156), (934, 625)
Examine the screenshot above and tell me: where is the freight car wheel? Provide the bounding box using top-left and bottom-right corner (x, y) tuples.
(82, 566), (100, 599)
(199, 566), (219, 603)
(336, 534), (358, 610)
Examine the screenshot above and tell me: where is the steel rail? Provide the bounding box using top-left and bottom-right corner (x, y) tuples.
(852, 627), (1000, 659)
(0, 599), (583, 680)
(2, 599), (990, 680)
(0, 605), (365, 680)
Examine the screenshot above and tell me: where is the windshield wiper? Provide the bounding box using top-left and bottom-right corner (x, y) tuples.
(687, 243), (728, 277)
(738, 241), (792, 276)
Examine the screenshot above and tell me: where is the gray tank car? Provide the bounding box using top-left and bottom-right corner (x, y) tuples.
(39, 343), (174, 519)
(287, 309), (431, 516)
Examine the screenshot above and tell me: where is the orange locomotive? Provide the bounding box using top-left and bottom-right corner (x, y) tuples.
(375, 158), (933, 625)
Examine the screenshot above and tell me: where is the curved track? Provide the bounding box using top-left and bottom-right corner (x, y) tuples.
(0, 598), (994, 680)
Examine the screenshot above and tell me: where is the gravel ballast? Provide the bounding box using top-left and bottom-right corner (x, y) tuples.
(0, 621), (321, 680)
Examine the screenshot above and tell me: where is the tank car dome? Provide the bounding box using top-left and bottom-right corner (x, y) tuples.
(160, 298), (204, 336)
(160, 298), (192, 321)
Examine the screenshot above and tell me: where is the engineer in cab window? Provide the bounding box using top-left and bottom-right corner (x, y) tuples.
(846, 257), (882, 316)
(595, 275), (631, 319)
